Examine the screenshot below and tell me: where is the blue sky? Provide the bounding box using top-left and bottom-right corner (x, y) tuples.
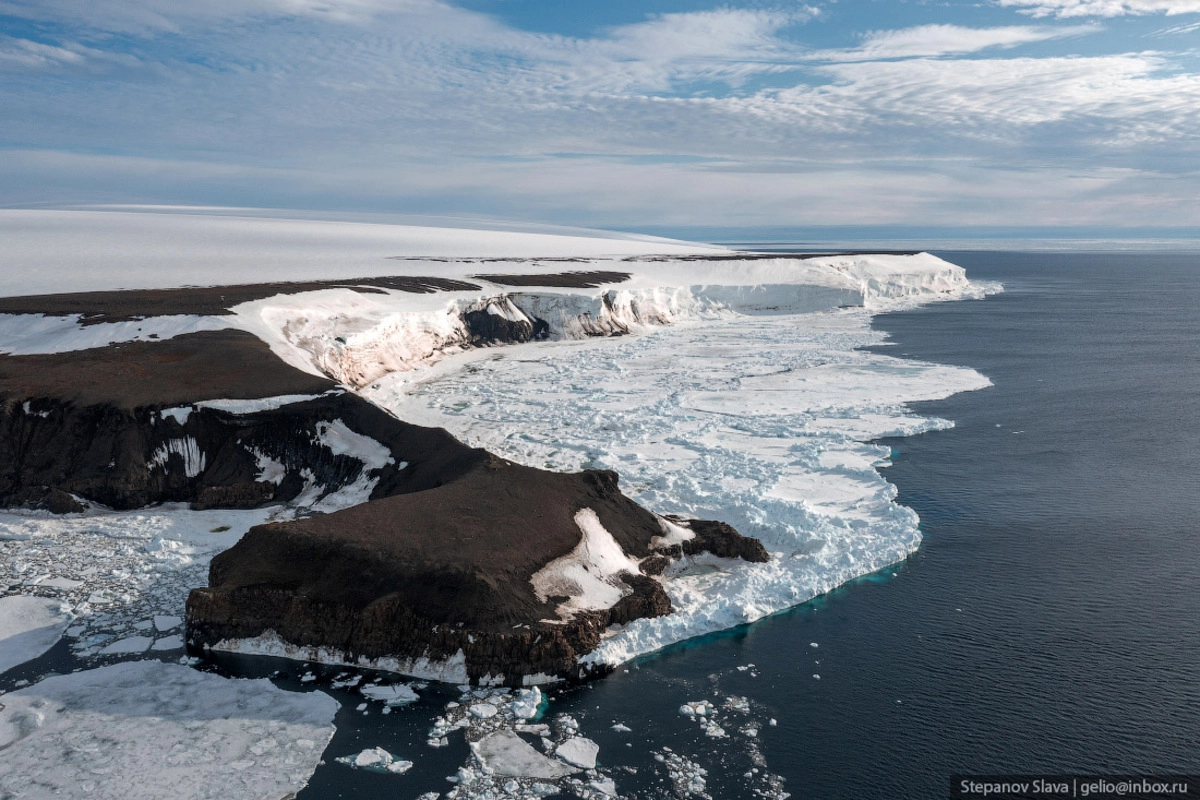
(2, 0), (1199, 232)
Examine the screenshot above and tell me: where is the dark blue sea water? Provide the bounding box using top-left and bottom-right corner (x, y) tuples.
(9, 251), (1199, 798)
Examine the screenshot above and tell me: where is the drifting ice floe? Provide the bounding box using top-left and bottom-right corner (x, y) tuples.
(337, 747), (414, 774)
(0, 595), (71, 674)
(0, 660), (336, 800)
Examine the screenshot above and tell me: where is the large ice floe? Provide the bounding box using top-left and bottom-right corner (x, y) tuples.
(0, 660), (336, 800)
(0, 595), (72, 673)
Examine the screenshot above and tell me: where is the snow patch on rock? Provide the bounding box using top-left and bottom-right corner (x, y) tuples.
(148, 437), (206, 478)
(530, 509), (642, 621)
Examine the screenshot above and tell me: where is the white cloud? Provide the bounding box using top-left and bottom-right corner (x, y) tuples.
(812, 23), (1099, 61)
(781, 53), (1200, 139)
(0, 0), (439, 33)
(0, 37), (85, 69)
(997, 0), (1200, 18)
(0, 1), (1197, 227)
(1154, 18), (1200, 31)
(0, 36), (142, 71)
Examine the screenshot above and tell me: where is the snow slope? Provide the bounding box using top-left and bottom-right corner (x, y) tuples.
(0, 209), (722, 297)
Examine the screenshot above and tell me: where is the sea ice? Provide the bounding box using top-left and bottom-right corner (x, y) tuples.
(360, 682), (420, 706)
(555, 736), (600, 769)
(0, 660), (336, 800)
(380, 297), (995, 668)
(336, 747), (413, 774)
(155, 614), (182, 631)
(0, 504), (277, 661)
(473, 730), (580, 779)
(510, 686), (543, 719)
(0, 595), (71, 674)
(99, 635), (154, 654)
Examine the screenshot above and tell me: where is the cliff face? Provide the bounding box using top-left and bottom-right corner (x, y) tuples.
(0, 330), (480, 513)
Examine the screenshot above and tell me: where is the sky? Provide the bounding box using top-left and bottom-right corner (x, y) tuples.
(2, 0), (1199, 233)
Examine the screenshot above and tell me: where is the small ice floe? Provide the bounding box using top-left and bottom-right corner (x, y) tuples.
(810, 642), (819, 648)
(361, 683), (419, 707)
(590, 776), (619, 796)
(151, 635), (184, 650)
(509, 686), (543, 719)
(472, 730), (578, 779)
(427, 686), (627, 799)
(611, 723), (632, 733)
(812, 674), (820, 680)
(469, 701), (499, 719)
(299, 672), (317, 683)
(658, 749), (710, 798)
(99, 635), (154, 655)
(723, 696), (750, 715)
(555, 737), (599, 769)
(336, 747), (414, 774)
(155, 614), (182, 631)
(38, 576), (84, 590)
(679, 701), (712, 717)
